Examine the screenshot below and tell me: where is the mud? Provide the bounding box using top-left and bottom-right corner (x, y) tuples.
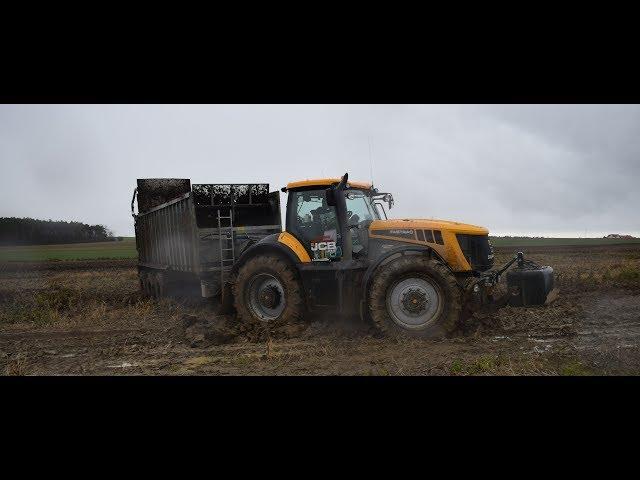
(1, 245), (639, 375)
(0, 259), (136, 273)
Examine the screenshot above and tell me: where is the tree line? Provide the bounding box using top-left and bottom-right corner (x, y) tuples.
(0, 217), (115, 246)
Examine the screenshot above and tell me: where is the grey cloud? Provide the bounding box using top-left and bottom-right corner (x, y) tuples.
(0, 104), (638, 237)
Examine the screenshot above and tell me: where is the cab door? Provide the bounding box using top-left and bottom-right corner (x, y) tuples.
(286, 189), (343, 262)
(344, 189), (378, 259)
(285, 188), (344, 308)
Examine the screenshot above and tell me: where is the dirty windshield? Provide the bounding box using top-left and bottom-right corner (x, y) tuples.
(345, 190), (380, 225)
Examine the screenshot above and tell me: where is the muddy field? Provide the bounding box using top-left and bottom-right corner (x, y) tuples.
(1, 244), (639, 375)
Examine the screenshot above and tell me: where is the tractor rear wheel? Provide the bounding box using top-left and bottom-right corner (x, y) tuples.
(233, 255), (304, 326)
(368, 256), (462, 338)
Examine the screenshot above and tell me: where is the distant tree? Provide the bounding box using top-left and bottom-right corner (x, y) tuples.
(0, 217), (115, 246)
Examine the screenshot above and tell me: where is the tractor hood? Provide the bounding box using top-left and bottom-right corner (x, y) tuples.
(368, 219), (491, 272)
(369, 219), (489, 236)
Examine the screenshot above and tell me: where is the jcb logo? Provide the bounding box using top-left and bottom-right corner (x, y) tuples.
(311, 241), (336, 252)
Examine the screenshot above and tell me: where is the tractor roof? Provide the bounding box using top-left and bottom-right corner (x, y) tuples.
(286, 178), (372, 190)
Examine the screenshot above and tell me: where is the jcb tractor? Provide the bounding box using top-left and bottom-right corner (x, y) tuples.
(132, 174), (556, 337)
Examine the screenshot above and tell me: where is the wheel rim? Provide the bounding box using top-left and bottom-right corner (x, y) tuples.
(247, 273), (286, 321)
(385, 275), (443, 330)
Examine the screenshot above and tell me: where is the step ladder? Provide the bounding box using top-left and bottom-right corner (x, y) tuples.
(217, 209), (235, 288)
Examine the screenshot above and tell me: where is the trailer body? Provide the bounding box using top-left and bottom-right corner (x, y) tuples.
(133, 179), (281, 297)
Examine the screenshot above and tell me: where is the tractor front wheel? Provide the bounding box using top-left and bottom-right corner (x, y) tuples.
(368, 256), (462, 338)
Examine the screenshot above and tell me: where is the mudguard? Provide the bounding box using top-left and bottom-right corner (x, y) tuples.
(231, 233), (304, 274)
(277, 232), (311, 263)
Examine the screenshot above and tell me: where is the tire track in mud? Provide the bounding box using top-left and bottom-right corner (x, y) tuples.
(0, 317), (469, 375)
(0, 259), (136, 273)
(521, 293), (640, 347)
(571, 293), (640, 349)
(481, 290), (640, 372)
(0, 327), (152, 341)
(0, 317), (368, 374)
(1, 336), (363, 375)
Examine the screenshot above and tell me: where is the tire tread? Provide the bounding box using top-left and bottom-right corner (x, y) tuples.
(233, 255), (303, 326)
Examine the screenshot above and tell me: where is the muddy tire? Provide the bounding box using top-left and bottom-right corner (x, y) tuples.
(150, 274), (160, 299)
(141, 271), (165, 299)
(233, 255), (303, 326)
(139, 273), (148, 296)
(218, 271), (237, 314)
(140, 272), (154, 298)
(368, 256), (462, 338)
(155, 272), (166, 298)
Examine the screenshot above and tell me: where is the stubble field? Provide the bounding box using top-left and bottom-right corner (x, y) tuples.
(1, 244), (639, 375)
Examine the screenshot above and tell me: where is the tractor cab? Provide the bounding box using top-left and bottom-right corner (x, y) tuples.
(282, 174), (393, 263)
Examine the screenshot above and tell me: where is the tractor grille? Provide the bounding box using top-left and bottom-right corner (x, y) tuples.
(456, 234), (494, 271)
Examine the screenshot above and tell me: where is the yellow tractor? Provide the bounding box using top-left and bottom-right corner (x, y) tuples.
(132, 174), (556, 337)
(226, 173), (556, 337)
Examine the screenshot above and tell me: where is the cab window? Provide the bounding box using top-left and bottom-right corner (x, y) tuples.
(288, 190), (342, 261)
(345, 190), (379, 225)
(345, 190), (377, 257)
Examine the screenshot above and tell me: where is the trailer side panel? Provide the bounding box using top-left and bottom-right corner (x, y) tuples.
(135, 194), (200, 273)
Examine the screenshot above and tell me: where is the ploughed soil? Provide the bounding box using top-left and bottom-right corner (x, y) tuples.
(1, 244), (639, 376)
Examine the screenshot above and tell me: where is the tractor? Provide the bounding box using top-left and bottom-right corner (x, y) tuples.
(225, 173), (556, 337)
(132, 173), (556, 337)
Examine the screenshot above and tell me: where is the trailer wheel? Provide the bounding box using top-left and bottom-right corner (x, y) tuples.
(142, 272), (164, 299)
(368, 256), (462, 338)
(140, 272), (153, 298)
(155, 272), (166, 298)
(233, 255), (303, 326)
(149, 274), (159, 299)
(139, 274), (147, 296)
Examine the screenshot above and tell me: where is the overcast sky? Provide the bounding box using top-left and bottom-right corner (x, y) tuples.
(1, 104), (638, 237)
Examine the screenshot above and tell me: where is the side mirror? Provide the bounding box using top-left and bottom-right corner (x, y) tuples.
(384, 194), (394, 209)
